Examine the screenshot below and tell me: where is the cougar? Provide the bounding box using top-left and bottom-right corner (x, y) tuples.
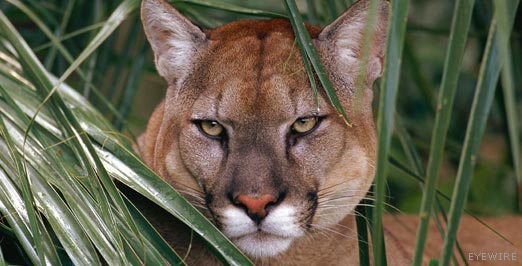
(136, 0), (522, 265)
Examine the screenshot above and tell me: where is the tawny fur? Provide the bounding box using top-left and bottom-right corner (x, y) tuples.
(136, 0), (522, 265)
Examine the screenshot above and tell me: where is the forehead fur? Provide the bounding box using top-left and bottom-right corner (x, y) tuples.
(206, 19), (321, 41)
(186, 19), (327, 123)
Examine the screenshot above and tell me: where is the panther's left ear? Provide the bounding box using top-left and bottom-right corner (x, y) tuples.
(316, 0), (389, 85)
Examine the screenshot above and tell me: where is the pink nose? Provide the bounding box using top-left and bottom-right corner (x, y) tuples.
(234, 194), (277, 222)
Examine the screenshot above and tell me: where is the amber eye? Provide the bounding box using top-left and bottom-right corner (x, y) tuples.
(198, 120), (224, 138)
(291, 117), (318, 134)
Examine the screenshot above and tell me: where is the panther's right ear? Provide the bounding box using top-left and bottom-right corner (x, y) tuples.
(141, 0), (207, 84)
(316, 0), (389, 87)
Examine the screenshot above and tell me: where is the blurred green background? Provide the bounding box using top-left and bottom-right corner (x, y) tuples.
(1, 0), (521, 217)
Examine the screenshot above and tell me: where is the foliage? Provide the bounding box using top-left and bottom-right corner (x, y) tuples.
(0, 0), (520, 265)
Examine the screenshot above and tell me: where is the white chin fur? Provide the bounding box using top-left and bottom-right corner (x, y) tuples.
(221, 205), (303, 257)
(234, 234), (293, 258)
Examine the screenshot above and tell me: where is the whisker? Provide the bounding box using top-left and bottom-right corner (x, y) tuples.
(309, 223), (356, 240)
(320, 191), (373, 200)
(318, 179), (353, 193)
(319, 193), (394, 206)
(317, 203), (375, 210)
(173, 182), (205, 196)
(318, 202), (401, 213)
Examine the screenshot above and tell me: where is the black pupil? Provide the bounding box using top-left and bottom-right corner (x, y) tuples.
(299, 118), (308, 124)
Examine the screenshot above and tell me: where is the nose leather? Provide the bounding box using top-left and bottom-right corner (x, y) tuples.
(234, 194), (277, 223)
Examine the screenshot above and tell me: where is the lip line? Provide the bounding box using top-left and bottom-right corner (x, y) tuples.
(231, 230), (291, 240)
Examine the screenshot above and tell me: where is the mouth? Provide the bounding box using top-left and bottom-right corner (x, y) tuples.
(220, 205), (304, 257)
